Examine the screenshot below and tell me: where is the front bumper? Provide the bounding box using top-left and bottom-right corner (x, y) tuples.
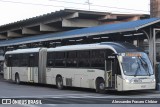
(122, 82), (156, 91)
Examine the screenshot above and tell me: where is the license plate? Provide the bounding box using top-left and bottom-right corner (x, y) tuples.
(141, 85), (146, 88)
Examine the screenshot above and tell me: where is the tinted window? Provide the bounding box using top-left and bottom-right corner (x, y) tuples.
(47, 52), (54, 67)
(66, 51), (77, 67)
(5, 54), (12, 67)
(91, 50), (105, 68)
(55, 52), (65, 67)
(55, 52), (65, 59)
(19, 54), (28, 66)
(28, 53), (38, 67)
(5, 53), (38, 67)
(12, 54), (19, 67)
(77, 51), (90, 67)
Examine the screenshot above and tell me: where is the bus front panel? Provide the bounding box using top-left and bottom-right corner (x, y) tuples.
(117, 52), (156, 91)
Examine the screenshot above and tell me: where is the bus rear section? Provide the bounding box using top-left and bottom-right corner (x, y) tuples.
(3, 48), (47, 84)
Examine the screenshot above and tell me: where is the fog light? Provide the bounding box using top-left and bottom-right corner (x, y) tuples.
(151, 79), (155, 82)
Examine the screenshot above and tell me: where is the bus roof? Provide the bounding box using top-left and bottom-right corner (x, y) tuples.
(47, 42), (144, 53)
(5, 48), (41, 54)
(101, 42), (144, 53)
(5, 42), (144, 54)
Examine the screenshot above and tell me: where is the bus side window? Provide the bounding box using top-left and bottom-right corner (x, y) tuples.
(91, 50), (105, 69)
(28, 53), (38, 67)
(106, 61), (112, 71)
(19, 53), (28, 67)
(55, 52), (65, 67)
(12, 54), (19, 67)
(77, 51), (90, 67)
(66, 51), (77, 67)
(5, 54), (9, 67)
(8, 55), (12, 67)
(47, 52), (54, 67)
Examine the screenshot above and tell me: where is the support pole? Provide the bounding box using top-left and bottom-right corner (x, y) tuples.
(153, 28), (160, 91)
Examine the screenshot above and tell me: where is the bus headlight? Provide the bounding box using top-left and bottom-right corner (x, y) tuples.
(125, 79), (130, 83)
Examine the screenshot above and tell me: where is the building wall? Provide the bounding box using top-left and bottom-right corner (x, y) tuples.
(150, 0), (160, 17)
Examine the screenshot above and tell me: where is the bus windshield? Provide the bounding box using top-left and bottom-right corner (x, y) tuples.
(121, 52), (153, 76)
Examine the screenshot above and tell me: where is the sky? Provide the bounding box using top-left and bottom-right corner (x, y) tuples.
(0, 0), (150, 26)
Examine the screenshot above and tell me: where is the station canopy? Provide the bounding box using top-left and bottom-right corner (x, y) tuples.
(0, 17), (160, 47)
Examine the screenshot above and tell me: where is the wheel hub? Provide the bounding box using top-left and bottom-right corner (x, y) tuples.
(99, 83), (104, 90)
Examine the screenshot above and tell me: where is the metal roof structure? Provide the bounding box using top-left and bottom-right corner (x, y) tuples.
(0, 9), (148, 39)
(0, 17), (160, 47)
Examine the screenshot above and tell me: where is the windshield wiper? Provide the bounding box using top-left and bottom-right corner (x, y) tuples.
(139, 57), (150, 76)
(134, 61), (141, 77)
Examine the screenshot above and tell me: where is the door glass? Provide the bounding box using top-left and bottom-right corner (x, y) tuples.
(106, 60), (112, 87)
(106, 61), (112, 71)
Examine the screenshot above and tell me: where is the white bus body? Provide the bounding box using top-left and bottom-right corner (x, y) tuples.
(4, 42), (156, 93)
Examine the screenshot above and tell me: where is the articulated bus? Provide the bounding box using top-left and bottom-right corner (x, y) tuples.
(4, 42), (155, 93)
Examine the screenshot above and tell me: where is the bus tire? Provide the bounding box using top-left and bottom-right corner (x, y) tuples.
(56, 76), (63, 90)
(96, 78), (105, 94)
(15, 73), (20, 84)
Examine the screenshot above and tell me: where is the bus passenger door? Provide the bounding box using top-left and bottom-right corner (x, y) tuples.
(105, 58), (120, 89)
(28, 54), (34, 82)
(7, 56), (12, 80)
(105, 60), (113, 88)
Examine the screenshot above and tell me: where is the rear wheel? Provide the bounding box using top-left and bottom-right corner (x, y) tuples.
(56, 76), (63, 90)
(15, 74), (20, 84)
(96, 78), (105, 94)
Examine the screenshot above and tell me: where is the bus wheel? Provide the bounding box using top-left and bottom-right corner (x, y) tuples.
(56, 76), (63, 90)
(96, 78), (105, 94)
(15, 74), (20, 84)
